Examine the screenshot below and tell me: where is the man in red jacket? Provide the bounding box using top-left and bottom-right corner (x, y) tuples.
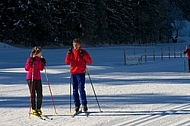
(184, 45), (190, 72)
(25, 46), (46, 116)
(65, 38), (92, 112)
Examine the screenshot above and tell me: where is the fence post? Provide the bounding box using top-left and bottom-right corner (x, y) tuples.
(168, 46), (170, 59)
(174, 48), (176, 58)
(144, 49), (147, 63)
(140, 55), (143, 64)
(153, 49), (155, 61)
(161, 47), (163, 60)
(124, 49), (126, 66)
(180, 47), (182, 58)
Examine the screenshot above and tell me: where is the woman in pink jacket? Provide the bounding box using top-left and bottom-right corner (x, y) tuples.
(25, 46), (46, 116)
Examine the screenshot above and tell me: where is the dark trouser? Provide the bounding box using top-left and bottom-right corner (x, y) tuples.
(71, 73), (87, 107)
(27, 80), (43, 110)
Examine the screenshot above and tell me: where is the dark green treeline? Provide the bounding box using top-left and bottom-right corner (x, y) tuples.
(1, 0), (190, 47)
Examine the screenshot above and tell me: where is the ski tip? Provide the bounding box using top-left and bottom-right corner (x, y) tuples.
(72, 111), (82, 118)
(28, 113), (32, 119)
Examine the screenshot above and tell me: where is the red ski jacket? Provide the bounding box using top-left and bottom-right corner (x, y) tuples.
(65, 49), (92, 74)
(184, 48), (190, 59)
(25, 56), (44, 80)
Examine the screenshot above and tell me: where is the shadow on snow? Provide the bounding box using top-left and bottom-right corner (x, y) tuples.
(0, 93), (189, 108)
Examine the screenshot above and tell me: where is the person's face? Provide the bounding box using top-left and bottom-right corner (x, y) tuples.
(73, 42), (81, 50)
(36, 51), (42, 57)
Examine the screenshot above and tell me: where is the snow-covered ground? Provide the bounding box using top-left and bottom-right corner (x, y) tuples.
(1, 19), (190, 125)
(0, 38), (190, 126)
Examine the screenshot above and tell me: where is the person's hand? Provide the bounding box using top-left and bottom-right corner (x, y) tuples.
(68, 47), (73, 54)
(29, 57), (35, 65)
(41, 58), (46, 66)
(79, 50), (84, 57)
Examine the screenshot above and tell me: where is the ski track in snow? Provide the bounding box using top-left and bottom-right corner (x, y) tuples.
(0, 73), (190, 126)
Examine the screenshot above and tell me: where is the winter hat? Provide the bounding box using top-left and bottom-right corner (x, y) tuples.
(31, 46), (42, 55)
(73, 38), (82, 45)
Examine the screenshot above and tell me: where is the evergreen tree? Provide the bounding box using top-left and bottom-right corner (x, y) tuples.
(0, 0), (186, 46)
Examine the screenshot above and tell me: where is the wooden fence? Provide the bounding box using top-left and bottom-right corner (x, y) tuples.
(124, 46), (184, 66)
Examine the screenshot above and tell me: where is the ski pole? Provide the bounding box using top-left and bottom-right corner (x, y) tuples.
(28, 63), (34, 118)
(44, 66), (58, 114)
(184, 54), (186, 72)
(69, 48), (73, 113)
(69, 74), (72, 113)
(184, 46), (187, 72)
(86, 70), (102, 112)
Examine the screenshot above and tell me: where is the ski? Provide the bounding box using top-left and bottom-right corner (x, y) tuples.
(30, 113), (53, 120)
(71, 111), (89, 117)
(72, 110), (82, 118)
(84, 111), (89, 117)
(31, 114), (46, 120)
(41, 115), (53, 120)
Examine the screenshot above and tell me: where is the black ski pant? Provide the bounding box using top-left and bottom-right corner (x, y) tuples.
(27, 80), (43, 110)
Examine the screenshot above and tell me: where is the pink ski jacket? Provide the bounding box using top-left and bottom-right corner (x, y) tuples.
(25, 56), (44, 80)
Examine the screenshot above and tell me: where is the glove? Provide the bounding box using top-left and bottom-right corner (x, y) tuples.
(41, 58), (46, 66)
(68, 47), (73, 54)
(79, 50), (84, 57)
(183, 51), (186, 54)
(29, 57), (35, 65)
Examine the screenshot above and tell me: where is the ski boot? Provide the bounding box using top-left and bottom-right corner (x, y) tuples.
(83, 105), (88, 112)
(37, 109), (42, 115)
